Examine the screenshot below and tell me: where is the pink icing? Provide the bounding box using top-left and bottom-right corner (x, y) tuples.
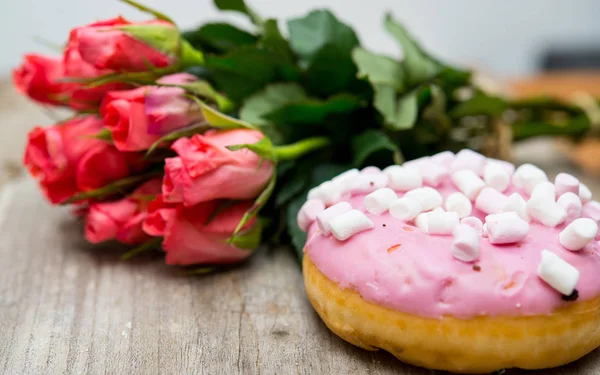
(305, 178), (600, 319)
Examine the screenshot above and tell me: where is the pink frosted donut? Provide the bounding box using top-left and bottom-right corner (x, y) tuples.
(300, 150), (600, 373)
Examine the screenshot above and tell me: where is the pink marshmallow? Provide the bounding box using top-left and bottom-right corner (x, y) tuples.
(361, 166), (382, 175)
(475, 187), (509, 215)
(420, 160), (450, 187)
(451, 224), (481, 262)
(451, 149), (486, 174)
(555, 173), (579, 198)
(297, 199), (326, 232)
(485, 212), (530, 244)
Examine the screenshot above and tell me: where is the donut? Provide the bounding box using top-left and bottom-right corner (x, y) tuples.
(298, 150), (600, 373)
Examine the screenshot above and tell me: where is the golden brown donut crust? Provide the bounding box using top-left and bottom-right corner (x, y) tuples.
(303, 254), (600, 373)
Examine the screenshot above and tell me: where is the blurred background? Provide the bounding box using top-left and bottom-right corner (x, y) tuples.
(1, 0), (600, 185)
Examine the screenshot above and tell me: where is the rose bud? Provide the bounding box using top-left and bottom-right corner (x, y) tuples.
(142, 194), (176, 237)
(23, 115), (144, 203)
(62, 20), (130, 110)
(101, 73), (203, 151)
(12, 54), (72, 106)
(85, 178), (162, 244)
(162, 129), (275, 205)
(70, 16), (177, 72)
(144, 199), (259, 265)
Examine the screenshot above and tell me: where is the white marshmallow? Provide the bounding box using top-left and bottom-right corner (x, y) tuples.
(348, 172), (389, 194)
(329, 209), (374, 241)
(475, 187), (509, 215)
(486, 158), (515, 176)
(537, 249), (580, 295)
(451, 224), (481, 262)
(361, 166), (381, 174)
(451, 149), (486, 174)
(503, 193), (531, 222)
(582, 200), (600, 223)
(461, 216), (483, 235)
(389, 197), (421, 221)
(451, 170), (486, 200)
(308, 181), (342, 206)
(297, 199), (326, 232)
(527, 197), (567, 227)
(427, 211), (460, 235)
(420, 161), (449, 187)
(414, 212), (429, 233)
(384, 166), (422, 192)
(483, 163), (510, 192)
(485, 212), (530, 244)
(555, 173), (579, 198)
(557, 192), (583, 223)
(332, 168), (360, 194)
(430, 151), (454, 168)
(530, 181), (556, 201)
(316, 202), (352, 235)
(403, 156), (429, 169)
(514, 163), (548, 195)
(432, 207), (445, 213)
(482, 223), (489, 238)
(559, 218), (598, 251)
(364, 188), (397, 214)
(444, 192), (472, 218)
(404, 187), (443, 212)
(579, 183), (593, 203)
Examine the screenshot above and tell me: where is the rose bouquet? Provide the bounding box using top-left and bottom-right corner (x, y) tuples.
(14, 0), (594, 266)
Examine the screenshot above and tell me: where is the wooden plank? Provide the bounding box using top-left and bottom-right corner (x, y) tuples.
(1, 180), (600, 374)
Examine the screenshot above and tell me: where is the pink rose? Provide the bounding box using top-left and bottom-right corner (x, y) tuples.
(85, 178), (162, 244)
(70, 16), (175, 72)
(63, 19), (130, 110)
(100, 73), (203, 151)
(162, 129), (274, 205)
(23, 115), (145, 203)
(144, 198), (256, 265)
(12, 54), (70, 106)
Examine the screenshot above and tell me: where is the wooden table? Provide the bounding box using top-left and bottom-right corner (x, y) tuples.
(1, 83), (600, 374)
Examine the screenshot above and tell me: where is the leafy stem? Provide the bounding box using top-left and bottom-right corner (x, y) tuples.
(273, 137), (330, 161)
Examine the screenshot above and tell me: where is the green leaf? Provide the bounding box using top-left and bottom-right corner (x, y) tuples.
(62, 171), (163, 204)
(287, 9), (359, 62)
(384, 13), (439, 86)
(374, 86), (418, 130)
(145, 125), (209, 157)
(117, 24), (180, 55)
(275, 162), (310, 207)
(182, 23), (257, 53)
(204, 46), (279, 101)
(227, 137), (276, 160)
(119, 0), (175, 23)
(260, 20), (300, 82)
(187, 96), (256, 129)
(451, 92), (507, 118)
(121, 238), (162, 260)
(352, 47), (403, 89)
(352, 129), (399, 166)
(229, 219), (264, 250)
(213, 0), (262, 26)
(157, 80), (232, 112)
(305, 43), (358, 97)
(239, 83), (307, 126)
(93, 129), (113, 142)
(229, 173), (277, 240)
(287, 196), (308, 260)
(265, 94), (363, 125)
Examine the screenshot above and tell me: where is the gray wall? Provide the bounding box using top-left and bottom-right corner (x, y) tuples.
(2, 0), (600, 76)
